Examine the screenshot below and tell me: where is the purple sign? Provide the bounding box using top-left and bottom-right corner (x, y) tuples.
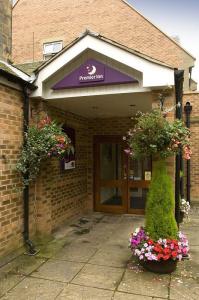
(52, 59), (138, 90)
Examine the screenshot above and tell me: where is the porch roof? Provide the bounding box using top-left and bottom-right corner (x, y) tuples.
(31, 30), (175, 100)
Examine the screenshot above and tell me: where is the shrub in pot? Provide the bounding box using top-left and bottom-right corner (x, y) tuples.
(125, 109), (191, 273)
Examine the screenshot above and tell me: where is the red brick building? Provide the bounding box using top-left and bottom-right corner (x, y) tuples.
(0, 0), (198, 257)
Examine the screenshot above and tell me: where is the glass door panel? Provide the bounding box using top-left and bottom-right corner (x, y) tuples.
(94, 136), (127, 214)
(100, 143), (122, 180)
(128, 157), (151, 213)
(129, 188), (148, 209)
(129, 157), (151, 180)
(99, 143), (124, 207)
(100, 187), (122, 206)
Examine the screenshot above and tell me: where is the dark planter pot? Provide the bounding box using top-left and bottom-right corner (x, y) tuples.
(140, 259), (177, 274)
(179, 211), (184, 223)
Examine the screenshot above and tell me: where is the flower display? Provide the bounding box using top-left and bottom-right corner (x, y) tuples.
(180, 199), (191, 216)
(16, 116), (74, 186)
(48, 134), (71, 157)
(130, 227), (189, 262)
(125, 109), (191, 160)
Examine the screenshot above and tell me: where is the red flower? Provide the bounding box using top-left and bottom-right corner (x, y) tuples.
(157, 254), (164, 260)
(56, 135), (66, 144)
(162, 254), (170, 260)
(154, 245), (163, 253)
(171, 251), (178, 257)
(148, 239), (154, 245)
(163, 248), (171, 255)
(38, 116), (52, 129)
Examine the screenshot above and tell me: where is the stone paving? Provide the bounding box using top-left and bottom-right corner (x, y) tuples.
(0, 212), (198, 300)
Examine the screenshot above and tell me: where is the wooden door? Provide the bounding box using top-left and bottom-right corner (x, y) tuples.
(94, 136), (127, 213)
(94, 136), (151, 214)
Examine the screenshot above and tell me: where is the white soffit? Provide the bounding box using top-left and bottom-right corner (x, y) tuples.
(31, 34), (174, 98)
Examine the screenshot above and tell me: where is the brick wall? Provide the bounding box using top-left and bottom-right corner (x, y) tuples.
(0, 0), (12, 61)
(30, 101), (89, 234)
(0, 86), (179, 256)
(31, 92), (176, 233)
(0, 83), (24, 256)
(183, 92), (199, 203)
(12, 0), (194, 85)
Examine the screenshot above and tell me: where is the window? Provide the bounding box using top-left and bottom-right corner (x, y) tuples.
(43, 41), (63, 60)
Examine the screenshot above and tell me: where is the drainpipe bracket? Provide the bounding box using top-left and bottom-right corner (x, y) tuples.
(24, 239), (40, 256)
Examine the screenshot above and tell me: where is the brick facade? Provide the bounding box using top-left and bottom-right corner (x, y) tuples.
(29, 101), (89, 234)
(0, 0), (12, 61)
(0, 83), (24, 256)
(183, 92), (199, 203)
(0, 0), (198, 258)
(0, 79), (189, 258)
(30, 91), (175, 234)
(12, 0), (194, 89)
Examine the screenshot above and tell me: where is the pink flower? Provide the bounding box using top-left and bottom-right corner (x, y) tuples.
(124, 148), (131, 155)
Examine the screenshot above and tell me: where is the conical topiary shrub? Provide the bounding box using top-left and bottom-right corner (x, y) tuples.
(145, 159), (178, 241)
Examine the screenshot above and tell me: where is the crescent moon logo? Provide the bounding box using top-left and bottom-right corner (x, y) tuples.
(86, 65), (97, 75)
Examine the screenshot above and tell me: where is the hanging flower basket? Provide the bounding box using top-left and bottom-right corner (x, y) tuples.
(124, 109), (191, 160)
(16, 116), (74, 187)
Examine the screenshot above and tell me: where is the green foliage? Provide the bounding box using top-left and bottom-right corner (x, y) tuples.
(126, 110), (190, 159)
(145, 160), (178, 240)
(16, 119), (73, 187)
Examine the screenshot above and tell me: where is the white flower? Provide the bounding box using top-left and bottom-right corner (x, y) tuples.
(134, 228), (140, 234)
(178, 254), (182, 261)
(135, 249), (141, 256)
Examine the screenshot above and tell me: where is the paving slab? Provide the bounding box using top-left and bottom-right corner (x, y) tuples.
(170, 276), (199, 300)
(31, 259), (84, 283)
(89, 245), (131, 267)
(0, 255), (46, 276)
(181, 228), (199, 246)
(56, 283), (113, 299)
(0, 272), (24, 298)
(36, 238), (73, 259)
(173, 246), (199, 279)
(0, 212), (198, 300)
(72, 263), (124, 290)
(118, 269), (169, 298)
(53, 244), (97, 263)
(114, 291), (153, 299)
(100, 215), (123, 224)
(1, 277), (65, 300)
(72, 232), (109, 248)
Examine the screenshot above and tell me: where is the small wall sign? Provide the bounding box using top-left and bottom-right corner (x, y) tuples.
(145, 171), (151, 181)
(61, 126), (75, 170)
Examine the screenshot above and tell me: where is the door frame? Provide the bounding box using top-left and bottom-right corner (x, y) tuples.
(93, 135), (127, 214)
(93, 135), (151, 214)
